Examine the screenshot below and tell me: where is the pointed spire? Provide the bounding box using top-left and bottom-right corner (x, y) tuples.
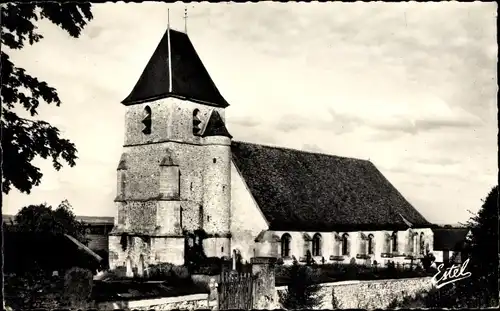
(121, 26), (229, 108)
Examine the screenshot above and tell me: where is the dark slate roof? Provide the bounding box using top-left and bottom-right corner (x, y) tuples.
(201, 110), (232, 138)
(4, 231), (103, 273)
(432, 228), (471, 251)
(122, 28), (229, 108)
(231, 141), (432, 232)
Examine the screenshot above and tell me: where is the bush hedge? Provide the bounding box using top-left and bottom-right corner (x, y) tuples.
(276, 262), (435, 286)
(62, 267), (94, 309)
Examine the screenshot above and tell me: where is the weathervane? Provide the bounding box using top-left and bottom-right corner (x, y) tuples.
(184, 6), (188, 34)
(167, 8), (170, 30)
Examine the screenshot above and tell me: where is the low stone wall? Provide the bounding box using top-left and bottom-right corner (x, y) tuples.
(277, 277), (433, 309)
(97, 294), (217, 310)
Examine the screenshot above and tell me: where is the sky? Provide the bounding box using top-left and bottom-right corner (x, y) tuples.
(4, 2), (498, 225)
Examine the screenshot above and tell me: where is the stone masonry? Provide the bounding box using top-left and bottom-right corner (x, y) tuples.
(109, 97), (232, 274)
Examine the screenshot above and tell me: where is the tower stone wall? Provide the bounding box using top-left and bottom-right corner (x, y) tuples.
(123, 98), (225, 146)
(109, 96), (233, 275)
(201, 136), (232, 258)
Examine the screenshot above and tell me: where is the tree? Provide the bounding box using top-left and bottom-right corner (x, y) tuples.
(4, 200), (100, 310)
(5, 200), (90, 273)
(462, 185), (499, 307)
(280, 262), (324, 310)
(1, 2), (93, 195)
(13, 199), (88, 243)
(387, 185), (499, 309)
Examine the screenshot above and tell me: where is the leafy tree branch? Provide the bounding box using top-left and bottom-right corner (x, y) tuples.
(1, 2), (93, 194)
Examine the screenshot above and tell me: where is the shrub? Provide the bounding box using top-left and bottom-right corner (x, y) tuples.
(190, 256), (225, 275)
(385, 261), (397, 278)
(346, 258), (357, 279)
(4, 268), (62, 309)
(331, 287), (341, 309)
(280, 262), (324, 310)
(276, 261), (434, 285)
(185, 237), (207, 272)
(62, 267), (94, 309)
(421, 252), (436, 271)
(147, 262), (174, 279)
(147, 263), (190, 283)
(172, 265), (190, 281)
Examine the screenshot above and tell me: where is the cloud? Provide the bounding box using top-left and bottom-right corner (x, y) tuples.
(3, 2), (496, 226)
(229, 115), (262, 129)
(415, 157), (460, 166)
(323, 100), (482, 138)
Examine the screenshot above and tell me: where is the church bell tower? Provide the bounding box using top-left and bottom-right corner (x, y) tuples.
(108, 25), (233, 276)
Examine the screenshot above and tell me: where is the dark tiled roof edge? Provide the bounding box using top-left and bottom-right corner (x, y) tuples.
(231, 140), (372, 163)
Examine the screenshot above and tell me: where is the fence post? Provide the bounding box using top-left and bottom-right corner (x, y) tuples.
(251, 256), (277, 309)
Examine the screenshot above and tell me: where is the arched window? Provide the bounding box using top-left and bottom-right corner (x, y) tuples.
(368, 234), (374, 255)
(409, 231), (417, 254)
(359, 233), (368, 255)
(193, 109), (202, 135)
(333, 233), (341, 256)
(391, 231), (398, 253)
(303, 234), (311, 256)
(142, 106), (152, 135)
(384, 233), (391, 253)
(419, 233), (425, 255)
(342, 233), (350, 256)
(120, 233), (128, 251)
(312, 233), (322, 256)
(281, 233), (292, 258)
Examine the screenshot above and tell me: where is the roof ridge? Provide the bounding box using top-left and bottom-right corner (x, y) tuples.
(232, 140), (371, 163)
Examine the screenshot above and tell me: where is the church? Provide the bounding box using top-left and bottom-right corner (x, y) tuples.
(108, 26), (435, 276)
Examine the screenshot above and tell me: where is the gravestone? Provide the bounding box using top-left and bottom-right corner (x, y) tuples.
(251, 256), (277, 309)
